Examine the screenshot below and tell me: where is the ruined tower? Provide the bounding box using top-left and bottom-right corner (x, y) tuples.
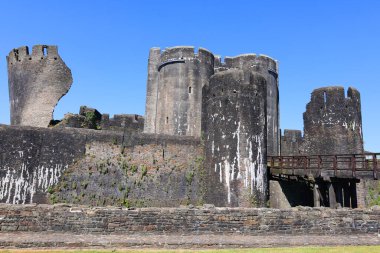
(7, 45), (73, 127)
(144, 46), (214, 137)
(301, 86), (363, 155)
(202, 69), (268, 207)
(215, 54), (280, 156)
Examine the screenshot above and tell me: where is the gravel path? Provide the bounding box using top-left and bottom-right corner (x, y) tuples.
(0, 232), (379, 249)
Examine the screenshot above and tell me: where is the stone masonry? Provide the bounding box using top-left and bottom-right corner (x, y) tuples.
(301, 86), (363, 155)
(0, 204), (379, 235)
(202, 69), (267, 207)
(144, 47), (214, 137)
(3, 44), (378, 212)
(7, 45), (73, 127)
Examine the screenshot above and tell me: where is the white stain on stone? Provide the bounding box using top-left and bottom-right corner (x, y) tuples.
(212, 120), (265, 204)
(224, 160), (232, 203)
(0, 163), (68, 204)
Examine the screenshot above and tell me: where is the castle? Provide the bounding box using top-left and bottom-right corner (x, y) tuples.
(0, 45), (375, 209)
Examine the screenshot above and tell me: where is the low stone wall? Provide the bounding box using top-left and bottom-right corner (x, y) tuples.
(0, 204), (379, 235)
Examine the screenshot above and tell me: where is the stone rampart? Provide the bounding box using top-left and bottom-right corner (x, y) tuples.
(0, 125), (205, 207)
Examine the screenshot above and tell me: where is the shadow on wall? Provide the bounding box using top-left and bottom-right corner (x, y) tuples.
(270, 179), (314, 208)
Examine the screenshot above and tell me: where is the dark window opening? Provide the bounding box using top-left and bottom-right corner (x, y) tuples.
(166, 117), (169, 124)
(189, 86), (192, 94)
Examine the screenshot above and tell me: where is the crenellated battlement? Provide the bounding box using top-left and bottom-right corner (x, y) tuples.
(215, 53), (278, 74)
(7, 45), (60, 65)
(155, 46), (215, 71)
(307, 86), (361, 113)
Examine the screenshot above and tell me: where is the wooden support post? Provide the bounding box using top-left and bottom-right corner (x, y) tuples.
(334, 182), (343, 208)
(292, 156), (295, 175)
(343, 182), (351, 208)
(349, 181), (358, 208)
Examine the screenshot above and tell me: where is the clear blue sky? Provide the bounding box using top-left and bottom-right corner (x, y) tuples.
(0, 0), (379, 151)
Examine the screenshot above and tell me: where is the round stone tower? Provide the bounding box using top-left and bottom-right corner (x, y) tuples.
(216, 54), (280, 156)
(202, 69), (268, 207)
(144, 46), (215, 137)
(301, 86), (363, 155)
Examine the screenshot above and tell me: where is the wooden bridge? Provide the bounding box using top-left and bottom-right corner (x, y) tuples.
(267, 153), (380, 208)
(267, 153), (380, 180)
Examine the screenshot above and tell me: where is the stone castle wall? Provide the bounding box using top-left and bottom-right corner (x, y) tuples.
(280, 129), (303, 156)
(0, 204), (379, 235)
(0, 125), (207, 207)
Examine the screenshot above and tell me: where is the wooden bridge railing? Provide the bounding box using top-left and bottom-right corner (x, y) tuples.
(267, 153), (380, 179)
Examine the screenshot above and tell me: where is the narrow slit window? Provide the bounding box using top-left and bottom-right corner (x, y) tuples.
(166, 117), (169, 124)
(189, 86), (192, 94)
(43, 47), (47, 56)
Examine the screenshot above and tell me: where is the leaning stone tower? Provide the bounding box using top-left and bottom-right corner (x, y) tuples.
(144, 46), (215, 137)
(7, 45), (73, 127)
(215, 54), (280, 156)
